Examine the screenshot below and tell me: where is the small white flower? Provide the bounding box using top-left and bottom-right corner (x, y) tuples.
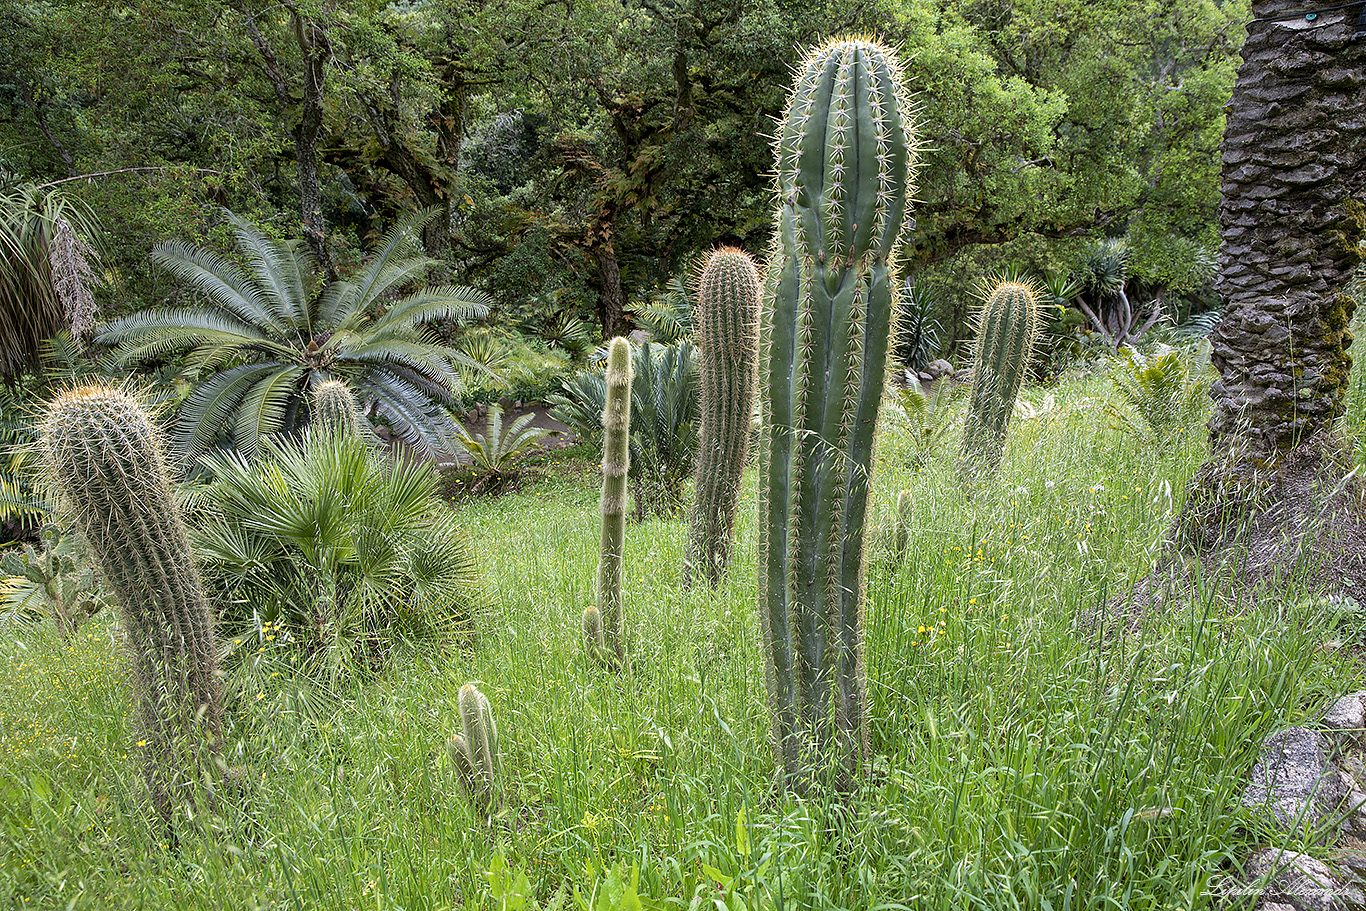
(1045, 480), (1055, 489)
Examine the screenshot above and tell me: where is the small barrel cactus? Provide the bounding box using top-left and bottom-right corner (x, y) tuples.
(596, 338), (632, 669)
(448, 682), (499, 810)
(312, 378), (366, 437)
(40, 384), (223, 827)
(684, 247), (761, 589)
(959, 279), (1042, 478)
(757, 38), (915, 790)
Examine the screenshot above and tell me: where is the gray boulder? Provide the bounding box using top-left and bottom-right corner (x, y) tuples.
(926, 358), (954, 378)
(1245, 848), (1363, 911)
(1243, 727), (1347, 840)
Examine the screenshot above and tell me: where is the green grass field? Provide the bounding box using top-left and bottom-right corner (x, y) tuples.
(2, 367), (1360, 910)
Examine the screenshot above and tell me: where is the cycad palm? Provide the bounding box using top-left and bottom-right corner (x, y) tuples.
(99, 209), (492, 462)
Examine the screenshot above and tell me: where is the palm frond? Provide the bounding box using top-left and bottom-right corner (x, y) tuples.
(148, 240), (279, 328)
(173, 363), (284, 461)
(226, 212), (313, 328)
(368, 284), (495, 334)
(233, 366), (306, 459)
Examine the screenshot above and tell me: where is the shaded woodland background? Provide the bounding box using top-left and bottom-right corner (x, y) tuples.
(0, 0), (1241, 353)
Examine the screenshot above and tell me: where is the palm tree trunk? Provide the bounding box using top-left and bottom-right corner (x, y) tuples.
(1206, 2), (1365, 466)
(1174, 3), (1366, 579)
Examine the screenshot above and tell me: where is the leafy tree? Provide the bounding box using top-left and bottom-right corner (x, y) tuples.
(99, 210), (491, 461)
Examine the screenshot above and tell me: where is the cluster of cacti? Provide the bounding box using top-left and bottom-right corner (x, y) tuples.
(959, 279), (1042, 478)
(40, 384), (223, 827)
(757, 38), (914, 790)
(591, 337), (632, 670)
(312, 378), (366, 438)
(684, 247), (761, 589)
(448, 683), (499, 810)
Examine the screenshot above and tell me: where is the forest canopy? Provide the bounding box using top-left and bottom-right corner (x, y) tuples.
(0, 0), (1246, 347)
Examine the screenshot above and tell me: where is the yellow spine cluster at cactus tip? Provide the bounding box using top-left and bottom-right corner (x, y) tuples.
(40, 383), (223, 829)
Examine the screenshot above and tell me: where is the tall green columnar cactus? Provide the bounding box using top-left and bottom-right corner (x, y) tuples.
(39, 385), (223, 827)
(684, 248), (761, 589)
(597, 337), (632, 669)
(448, 682), (499, 810)
(959, 280), (1042, 478)
(312, 378), (365, 437)
(758, 38), (914, 790)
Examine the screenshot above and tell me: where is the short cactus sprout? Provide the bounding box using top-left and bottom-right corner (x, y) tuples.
(448, 683), (499, 810)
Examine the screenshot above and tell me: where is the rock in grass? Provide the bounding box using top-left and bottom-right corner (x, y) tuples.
(1242, 727), (1346, 841)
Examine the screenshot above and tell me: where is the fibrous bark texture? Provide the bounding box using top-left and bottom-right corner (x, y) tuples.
(1208, 3), (1365, 460)
(1176, 4), (1366, 587)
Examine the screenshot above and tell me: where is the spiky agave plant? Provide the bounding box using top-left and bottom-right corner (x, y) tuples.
(684, 247), (760, 589)
(959, 278), (1042, 479)
(757, 37), (915, 791)
(40, 384), (223, 828)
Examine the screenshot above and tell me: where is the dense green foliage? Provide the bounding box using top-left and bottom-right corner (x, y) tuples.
(0, 0), (1241, 347)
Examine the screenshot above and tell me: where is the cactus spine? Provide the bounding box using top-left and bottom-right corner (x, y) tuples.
(959, 280), (1042, 478)
(758, 38), (914, 790)
(582, 604), (607, 666)
(684, 248), (761, 589)
(448, 682), (499, 809)
(596, 337), (632, 669)
(893, 490), (913, 563)
(39, 385), (223, 826)
(312, 378), (365, 437)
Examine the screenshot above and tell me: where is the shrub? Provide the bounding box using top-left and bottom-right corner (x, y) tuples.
(194, 428), (477, 683)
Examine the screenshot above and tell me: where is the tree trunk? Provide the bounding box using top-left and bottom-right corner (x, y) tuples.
(1206, 4), (1365, 464)
(1175, 3), (1366, 583)
(293, 13), (335, 283)
(593, 234), (627, 339)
